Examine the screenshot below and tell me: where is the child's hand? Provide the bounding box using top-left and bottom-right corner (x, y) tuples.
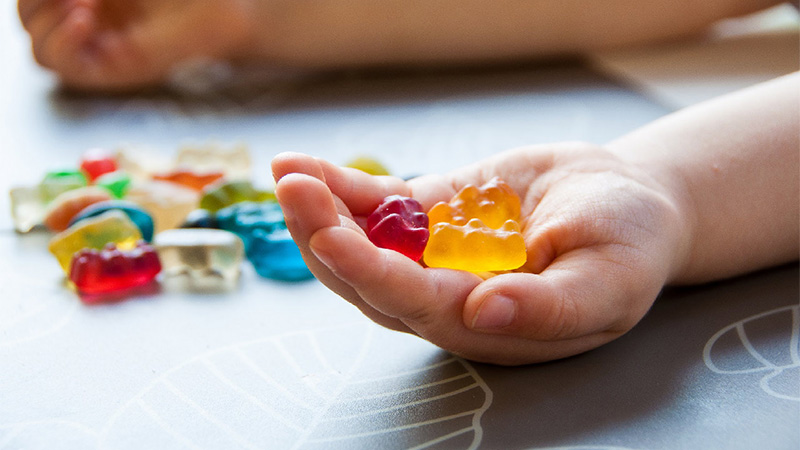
(17, 0), (254, 90)
(272, 144), (689, 365)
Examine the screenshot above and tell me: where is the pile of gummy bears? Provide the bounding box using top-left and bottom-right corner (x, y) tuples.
(9, 143), (391, 302)
(365, 177), (528, 274)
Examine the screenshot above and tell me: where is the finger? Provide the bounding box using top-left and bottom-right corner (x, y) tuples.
(305, 225), (622, 365)
(31, 8), (156, 91)
(271, 153), (353, 223)
(316, 159), (411, 215)
(26, 0), (93, 68)
(18, 0), (43, 25)
(307, 224), (483, 336)
(17, 0), (72, 28)
(38, 4), (94, 69)
(275, 173), (412, 333)
(20, 0), (61, 33)
(272, 152), (326, 183)
(32, 4), (173, 90)
(463, 246), (661, 341)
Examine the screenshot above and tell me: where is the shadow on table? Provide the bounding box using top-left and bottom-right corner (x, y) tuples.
(44, 59), (627, 120)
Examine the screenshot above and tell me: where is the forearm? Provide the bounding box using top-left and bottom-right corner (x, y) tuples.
(244, 0), (779, 68)
(608, 72), (800, 284)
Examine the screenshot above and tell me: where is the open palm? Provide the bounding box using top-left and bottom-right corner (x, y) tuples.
(272, 143), (687, 365)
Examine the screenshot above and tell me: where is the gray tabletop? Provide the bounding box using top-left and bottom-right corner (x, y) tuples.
(1, 5), (798, 449)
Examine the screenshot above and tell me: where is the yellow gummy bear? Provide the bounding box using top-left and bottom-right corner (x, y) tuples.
(344, 156), (390, 176)
(427, 177), (521, 229)
(48, 210), (143, 273)
(423, 218), (526, 272)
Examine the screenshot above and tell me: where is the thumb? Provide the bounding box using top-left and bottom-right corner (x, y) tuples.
(463, 251), (659, 341)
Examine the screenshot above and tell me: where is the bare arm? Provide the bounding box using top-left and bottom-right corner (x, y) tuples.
(608, 71), (800, 284)
(251, 0), (781, 68)
(18, 0), (782, 89)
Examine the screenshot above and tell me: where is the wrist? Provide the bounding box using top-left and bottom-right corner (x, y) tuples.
(606, 138), (698, 285)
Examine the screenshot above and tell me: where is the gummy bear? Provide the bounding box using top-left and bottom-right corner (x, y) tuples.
(180, 209), (218, 229)
(153, 169), (224, 191)
(366, 195), (429, 261)
(9, 186), (47, 233)
(345, 156), (390, 176)
(154, 229), (244, 284)
(94, 171), (131, 198)
(79, 148), (118, 182)
(115, 147), (172, 182)
(40, 170), (88, 202)
(215, 201), (285, 249)
(247, 228), (313, 281)
(199, 181), (275, 213)
(69, 241), (161, 295)
(125, 181), (200, 232)
(43, 186), (112, 232)
(174, 142), (251, 180)
(69, 200), (155, 242)
(423, 218), (526, 272)
(49, 210), (143, 272)
(427, 177), (521, 229)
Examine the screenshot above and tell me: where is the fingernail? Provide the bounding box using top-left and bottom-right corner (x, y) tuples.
(471, 295), (516, 330)
(280, 203), (295, 222)
(310, 243), (337, 273)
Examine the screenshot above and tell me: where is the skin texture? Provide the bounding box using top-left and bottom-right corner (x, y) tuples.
(18, 0), (782, 90)
(272, 73), (799, 365)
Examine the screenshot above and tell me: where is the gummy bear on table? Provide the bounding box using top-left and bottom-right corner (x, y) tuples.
(154, 228), (245, 284)
(9, 144), (352, 302)
(49, 210), (144, 273)
(70, 241), (161, 295)
(204, 201), (313, 281)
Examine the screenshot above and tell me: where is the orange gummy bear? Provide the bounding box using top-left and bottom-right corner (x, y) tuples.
(423, 218), (526, 272)
(427, 177), (520, 229)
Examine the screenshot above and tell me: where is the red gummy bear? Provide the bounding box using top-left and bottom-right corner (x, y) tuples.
(80, 148), (118, 182)
(366, 195), (429, 261)
(69, 241), (162, 295)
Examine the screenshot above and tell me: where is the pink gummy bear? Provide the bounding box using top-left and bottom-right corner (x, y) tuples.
(79, 148), (119, 182)
(366, 195), (429, 261)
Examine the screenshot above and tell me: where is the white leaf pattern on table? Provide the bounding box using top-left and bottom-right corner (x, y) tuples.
(99, 323), (492, 450)
(703, 305), (800, 401)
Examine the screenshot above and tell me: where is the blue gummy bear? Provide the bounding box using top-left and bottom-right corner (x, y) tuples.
(181, 209), (218, 229)
(216, 202), (286, 249)
(247, 228), (313, 281)
(69, 200), (155, 242)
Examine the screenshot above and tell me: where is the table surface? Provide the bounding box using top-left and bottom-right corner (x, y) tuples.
(1, 4), (798, 450)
